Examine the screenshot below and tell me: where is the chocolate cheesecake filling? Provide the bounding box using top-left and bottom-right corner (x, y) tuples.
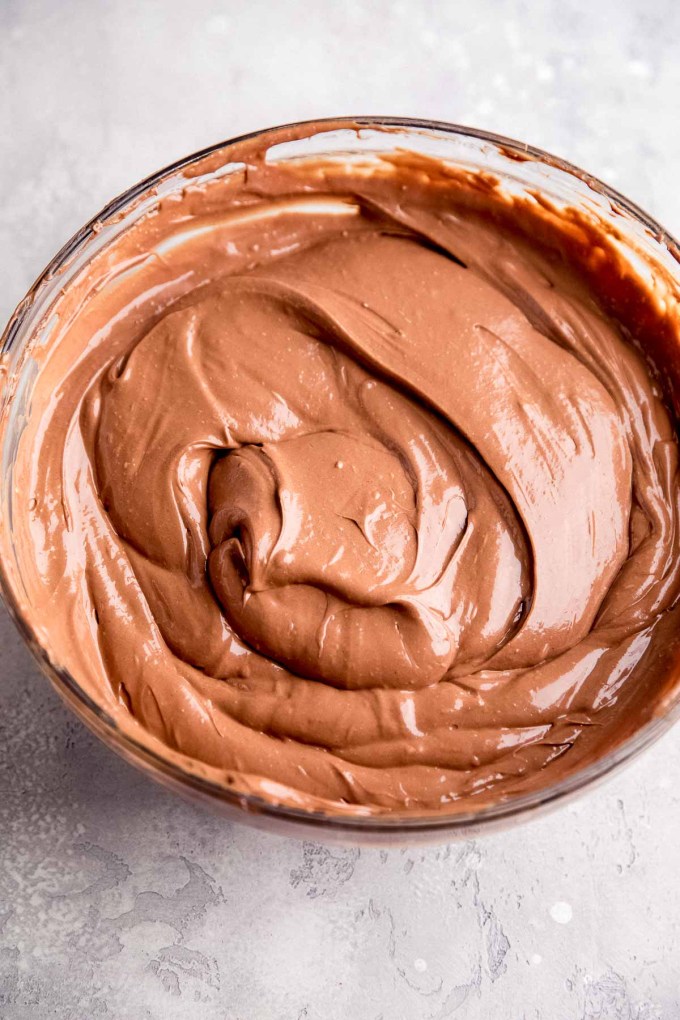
(7, 130), (680, 815)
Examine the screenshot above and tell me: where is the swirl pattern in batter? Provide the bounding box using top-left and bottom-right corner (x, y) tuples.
(10, 145), (680, 815)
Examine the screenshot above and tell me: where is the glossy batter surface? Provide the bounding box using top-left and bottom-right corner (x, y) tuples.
(9, 145), (680, 815)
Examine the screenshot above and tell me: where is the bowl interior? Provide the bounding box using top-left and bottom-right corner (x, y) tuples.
(2, 117), (680, 843)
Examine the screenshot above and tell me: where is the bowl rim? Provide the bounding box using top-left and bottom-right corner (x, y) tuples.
(3, 114), (680, 837)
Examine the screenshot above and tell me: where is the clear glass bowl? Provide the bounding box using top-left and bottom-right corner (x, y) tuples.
(2, 117), (680, 845)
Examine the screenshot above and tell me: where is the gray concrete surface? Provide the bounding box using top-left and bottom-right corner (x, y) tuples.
(2, 1), (680, 1016)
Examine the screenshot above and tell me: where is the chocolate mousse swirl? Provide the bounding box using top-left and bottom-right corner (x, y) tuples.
(12, 150), (680, 815)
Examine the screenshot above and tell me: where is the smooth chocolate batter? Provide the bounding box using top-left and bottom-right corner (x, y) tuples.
(6, 128), (680, 816)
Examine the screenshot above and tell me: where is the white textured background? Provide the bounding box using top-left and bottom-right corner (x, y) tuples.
(2, 2), (680, 1017)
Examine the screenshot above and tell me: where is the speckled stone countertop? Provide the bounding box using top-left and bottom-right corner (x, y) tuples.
(2, 2), (680, 1017)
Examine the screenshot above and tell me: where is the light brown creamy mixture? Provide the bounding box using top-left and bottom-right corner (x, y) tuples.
(7, 132), (680, 816)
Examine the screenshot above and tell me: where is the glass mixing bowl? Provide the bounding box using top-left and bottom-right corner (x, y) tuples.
(2, 117), (680, 844)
